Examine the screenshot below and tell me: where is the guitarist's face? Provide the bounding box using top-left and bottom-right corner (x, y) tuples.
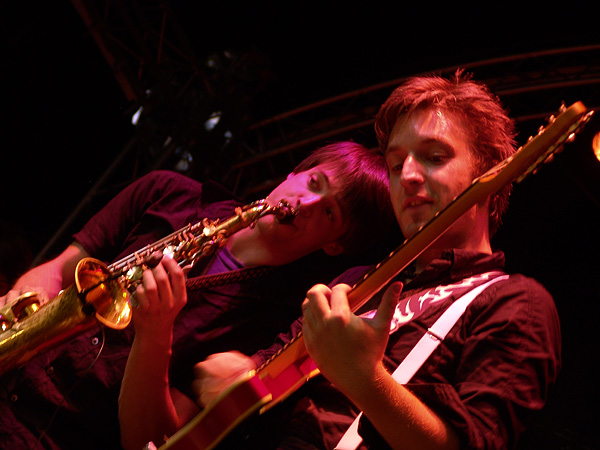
(385, 108), (485, 244)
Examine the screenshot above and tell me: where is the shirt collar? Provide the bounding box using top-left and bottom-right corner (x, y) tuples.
(407, 249), (505, 289)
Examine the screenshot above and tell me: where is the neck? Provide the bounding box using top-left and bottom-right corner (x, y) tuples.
(414, 214), (492, 273)
(225, 227), (297, 268)
(225, 228), (264, 267)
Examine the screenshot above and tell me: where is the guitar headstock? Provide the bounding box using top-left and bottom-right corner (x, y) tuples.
(515, 102), (594, 183)
(475, 102), (593, 188)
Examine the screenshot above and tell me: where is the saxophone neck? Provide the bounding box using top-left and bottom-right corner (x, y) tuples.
(221, 198), (297, 230)
(259, 198), (297, 223)
(107, 198), (297, 289)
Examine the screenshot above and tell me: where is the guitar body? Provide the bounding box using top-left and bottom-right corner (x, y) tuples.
(157, 102), (593, 450)
(161, 339), (320, 449)
(161, 371), (271, 450)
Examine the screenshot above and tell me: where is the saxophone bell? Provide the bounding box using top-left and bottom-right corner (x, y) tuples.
(0, 258), (131, 374)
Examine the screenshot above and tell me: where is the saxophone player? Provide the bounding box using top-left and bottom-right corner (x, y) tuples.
(0, 141), (397, 450)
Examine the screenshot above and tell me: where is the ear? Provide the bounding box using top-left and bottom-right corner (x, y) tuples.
(323, 242), (344, 256)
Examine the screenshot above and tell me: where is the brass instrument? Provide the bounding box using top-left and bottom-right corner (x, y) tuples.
(0, 199), (296, 375)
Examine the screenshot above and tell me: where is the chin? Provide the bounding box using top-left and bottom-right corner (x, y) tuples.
(400, 215), (431, 238)
(400, 225), (420, 240)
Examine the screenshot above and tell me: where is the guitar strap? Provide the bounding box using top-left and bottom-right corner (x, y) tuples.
(335, 271), (509, 450)
(185, 266), (274, 291)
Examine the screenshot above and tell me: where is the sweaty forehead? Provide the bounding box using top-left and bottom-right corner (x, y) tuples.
(386, 108), (470, 154)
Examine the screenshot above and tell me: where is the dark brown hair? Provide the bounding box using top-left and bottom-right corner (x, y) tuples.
(293, 141), (395, 254)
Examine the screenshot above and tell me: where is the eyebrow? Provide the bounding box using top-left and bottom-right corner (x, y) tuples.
(385, 137), (455, 156)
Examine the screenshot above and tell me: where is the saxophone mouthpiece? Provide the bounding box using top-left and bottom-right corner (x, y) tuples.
(272, 199), (296, 223)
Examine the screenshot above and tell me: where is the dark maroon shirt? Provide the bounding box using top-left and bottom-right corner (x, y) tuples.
(0, 171), (367, 450)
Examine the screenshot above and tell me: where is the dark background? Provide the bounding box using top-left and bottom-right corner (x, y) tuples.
(1, 2), (599, 449)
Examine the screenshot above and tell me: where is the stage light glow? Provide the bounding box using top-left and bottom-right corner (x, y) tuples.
(593, 131), (600, 162)
(204, 111), (222, 131)
(132, 106), (143, 125)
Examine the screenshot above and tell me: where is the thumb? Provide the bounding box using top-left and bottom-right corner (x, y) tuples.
(373, 281), (403, 330)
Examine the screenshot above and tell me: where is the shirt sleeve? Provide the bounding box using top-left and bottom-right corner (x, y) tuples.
(73, 170), (213, 263)
(368, 275), (562, 450)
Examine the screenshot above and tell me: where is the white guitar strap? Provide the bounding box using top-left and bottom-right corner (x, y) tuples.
(334, 272), (509, 450)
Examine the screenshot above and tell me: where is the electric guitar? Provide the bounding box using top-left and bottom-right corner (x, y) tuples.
(156, 101), (593, 450)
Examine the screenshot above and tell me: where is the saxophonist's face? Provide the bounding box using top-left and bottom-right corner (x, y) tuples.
(258, 164), (346, 257)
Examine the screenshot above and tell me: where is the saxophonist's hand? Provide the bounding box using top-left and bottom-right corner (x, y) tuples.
(0, 288), (49, 309)
(192, 351), (257, 407)
(132, 254), (187, 341)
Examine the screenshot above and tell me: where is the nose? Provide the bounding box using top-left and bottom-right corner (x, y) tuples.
(400, 155), (424, 187)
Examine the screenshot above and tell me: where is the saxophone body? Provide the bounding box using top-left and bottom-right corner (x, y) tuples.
(0, 199), (295, 375)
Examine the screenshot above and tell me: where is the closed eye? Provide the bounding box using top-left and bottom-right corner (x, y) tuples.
(428, 153), (449, 164)
(389, 161), (404, 174)
(385, 151), (404, 175)
(308, 172), (328, 192)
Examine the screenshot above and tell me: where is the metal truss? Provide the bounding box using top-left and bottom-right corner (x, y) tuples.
(69, 0), (600, 200)
(71, 0), (209, 103)
(222, 45), (600, 198)
(37, 0), (599, 263)
(37, 0), (273, 263)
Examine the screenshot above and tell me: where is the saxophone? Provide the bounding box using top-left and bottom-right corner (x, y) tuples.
(0, 199), (295, 375)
